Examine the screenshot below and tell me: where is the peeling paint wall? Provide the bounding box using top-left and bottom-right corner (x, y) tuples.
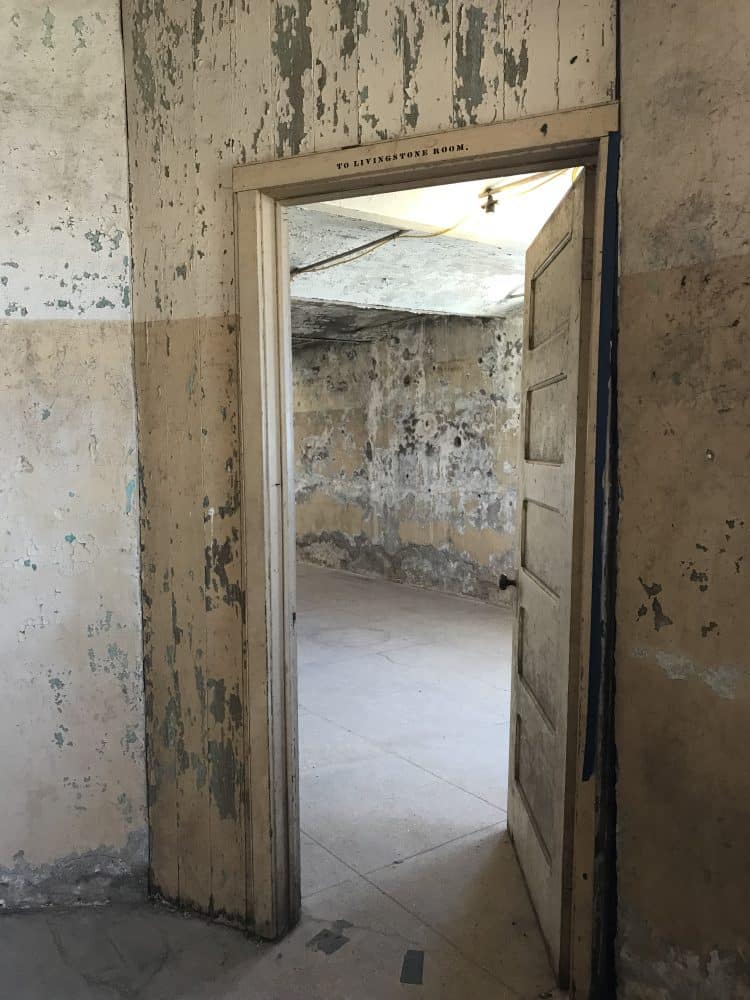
(121, 0), (616, 926)
(294, 310), (522, 603)
(616, 2), (750, 995)
(0, 1), (146, 906)
(116, 0), (750, 990)
(11, 1), (749, 987)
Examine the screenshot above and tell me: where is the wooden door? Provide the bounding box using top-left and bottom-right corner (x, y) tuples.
(507, 172), (594, 984)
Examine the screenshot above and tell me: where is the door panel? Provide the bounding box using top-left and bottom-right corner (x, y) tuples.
(518, 585), (561, 729)
(508, 172), (594, 984)
(525, 377), (568, 462)
(523, 500), (566, 597)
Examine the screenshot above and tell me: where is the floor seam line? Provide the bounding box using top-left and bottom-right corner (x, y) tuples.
(301, 826), (524, 997)
(297, 906), (427, 948)
(301, 876), (356, 901)
(295, 566), (544, 997)
(301, 829), (370, 882)
(303, 819), (505, 881)
(376, 647), (513, 699)
(358, 871), (526, 998)
(361, 820), (506, 876)
(298, 703), (509, 812)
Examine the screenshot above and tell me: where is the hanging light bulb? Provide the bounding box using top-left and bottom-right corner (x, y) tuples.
(481, 190), (497, 214)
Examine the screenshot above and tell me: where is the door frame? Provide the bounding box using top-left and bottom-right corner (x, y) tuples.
(232, 103), (619, 993)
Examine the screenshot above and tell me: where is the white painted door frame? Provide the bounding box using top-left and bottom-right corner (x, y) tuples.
(233, 103), (618, 993)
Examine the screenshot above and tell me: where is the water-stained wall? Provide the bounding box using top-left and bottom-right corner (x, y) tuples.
(616, 2), (750, 995)
(294, 310), (522, 603)
(121, 0), (616, 927)
(0, 2), (146, 906)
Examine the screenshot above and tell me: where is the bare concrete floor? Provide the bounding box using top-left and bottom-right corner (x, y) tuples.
(0, 565), (555, 999)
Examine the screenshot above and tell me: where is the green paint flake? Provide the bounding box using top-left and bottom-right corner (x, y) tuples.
(41, 407), (51, 420)
(427, 0), (450, 23)
(192, 0), (204, 61)
(191, 752), (208, 790)
(455, 6), (488, 125)
(95, 297), (115, 308)
(87, 610), (112, 637)
(64, 532), (76, 543)
(72, 15), (86, 50)
(85, 230), (104, 252)
(52, 724), (68, 749)
(106, 642), (129, 675)
(125, 477), (136, 514)
(41, 7), (54, 47)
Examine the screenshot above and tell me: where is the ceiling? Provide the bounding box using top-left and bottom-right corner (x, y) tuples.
(307, 169), (576, 247)
(288, 169), (576, 345)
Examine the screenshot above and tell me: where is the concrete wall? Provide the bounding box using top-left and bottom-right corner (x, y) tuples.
(122, 0), (615, 924)
(0, 1), (146, 906)
(294, 311), (522, 603)
(122, 7), (750, 997)
(615, 3), (750, 995)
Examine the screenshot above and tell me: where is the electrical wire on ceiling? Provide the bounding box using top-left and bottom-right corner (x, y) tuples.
(397, 218), (470, 240)
(290, 168), (578, 278)
(479, 169), (575, 212)
(480, 167), (577, 200)
(479, 167), (568, 198)
(290, 230), (407, 277)
(290, 216), (471, 278)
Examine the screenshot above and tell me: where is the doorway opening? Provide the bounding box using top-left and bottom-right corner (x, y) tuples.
(289, 171), (577, 994)
(233, 107), (618, 995)
(286, 168), (568, 996)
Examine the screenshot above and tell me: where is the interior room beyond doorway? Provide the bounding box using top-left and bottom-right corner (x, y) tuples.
(286, 169), (579, 994)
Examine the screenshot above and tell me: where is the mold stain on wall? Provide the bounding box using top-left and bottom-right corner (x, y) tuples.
(294, 308), (523, 603)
